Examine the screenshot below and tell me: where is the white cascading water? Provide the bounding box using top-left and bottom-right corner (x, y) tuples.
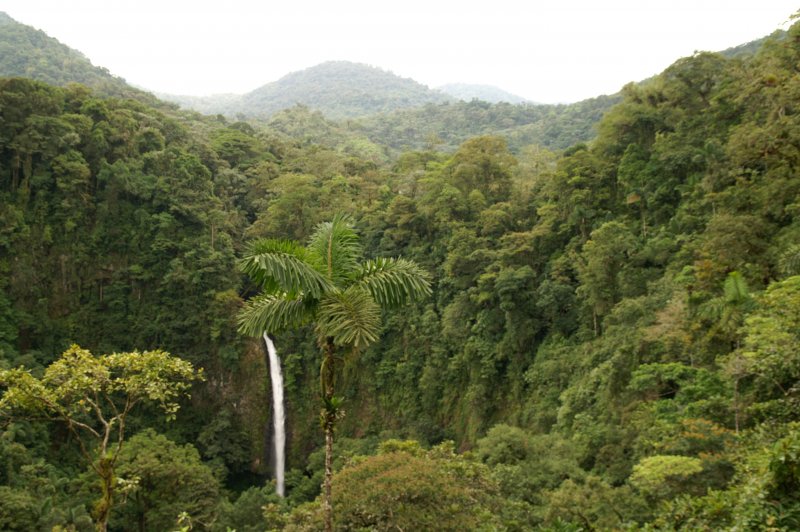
(263, 333), (285, 497)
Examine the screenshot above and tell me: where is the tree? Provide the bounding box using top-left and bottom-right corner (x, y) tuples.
(283, 441), (503, 531)
(445, 135), (516, 204)
(476, 424), (532, 466)
(723, 275), (800, 424)
(113, 429), (220, 532)
(544, 475), (643, 530)
(576, 221), (637, 335)
(0, 345), (202, 531)
(328, 442), (502, 531)
(699, 271), (754, 346)
(630, 455), (704, 501)
(237, 215), (430, 532)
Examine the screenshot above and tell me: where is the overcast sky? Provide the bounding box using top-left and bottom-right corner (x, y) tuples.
(2, 0), (797, 103)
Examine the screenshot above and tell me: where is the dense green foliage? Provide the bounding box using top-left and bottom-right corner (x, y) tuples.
(0, 346), (201, 530)
(113, 430), (221, 531)
(349, 94), (621, 152)
(284, 440), (503, 531)
(2, 12), (800, 531)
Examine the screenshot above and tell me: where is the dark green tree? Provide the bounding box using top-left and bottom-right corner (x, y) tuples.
(113, 429), (220, 532)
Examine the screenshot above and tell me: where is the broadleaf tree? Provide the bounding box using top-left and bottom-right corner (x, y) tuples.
(0, 345), (202, 532)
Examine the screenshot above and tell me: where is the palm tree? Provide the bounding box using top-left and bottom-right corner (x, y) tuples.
(699, 271), (754, 348)
(237, 216), (431, 532)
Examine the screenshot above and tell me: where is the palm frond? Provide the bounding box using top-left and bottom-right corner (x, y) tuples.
(237, 293), (316, 336)
(316, 288), (381, 349)
(697, 296), (724, 322)
(354, 257), (432, 308)
(780, 244), (800, 277)
(239, 239), (330, 298)
(307, 215), (362, 283)
(723, 271), (750, 304)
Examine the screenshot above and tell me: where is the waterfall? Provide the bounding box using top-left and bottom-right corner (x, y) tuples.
(263, 333), (285, 497)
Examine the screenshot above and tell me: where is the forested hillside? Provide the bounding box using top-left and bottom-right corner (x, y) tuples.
(0, 12), (161, 104)
(162, 61), (455, 120)
(1, 13), (800, 532)
(0, 14), (618, 152)
(348, 93), (621, 152)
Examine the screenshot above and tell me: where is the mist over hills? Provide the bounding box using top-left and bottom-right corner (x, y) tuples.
(160, 61), (457, 119)
(0, 11), (615, 149)
(719, 29), (787, 58)
(0, 9), (779, 153)
(242, 61), (453, 119)
(161, 68), (536, 118)
(437, 82), (530, 104)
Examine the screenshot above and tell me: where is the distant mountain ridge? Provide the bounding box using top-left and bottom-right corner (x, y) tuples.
(161, 61), (455, 119)
(0, 9), (785, 152)
(437, 83), (530, 104)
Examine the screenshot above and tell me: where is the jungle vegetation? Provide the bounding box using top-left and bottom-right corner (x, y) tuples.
(1, 13), (800, 532)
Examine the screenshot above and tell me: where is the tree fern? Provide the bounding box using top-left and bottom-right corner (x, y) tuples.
(723, 271), (750, 304)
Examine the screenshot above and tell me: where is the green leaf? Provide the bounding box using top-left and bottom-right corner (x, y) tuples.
(316, 288), (381, 348)
(355, 257), (432, 307)
(723, 271), (750, 303)
(307, 214), (362, 284)
(239, 239), (331, 298)
(237, 293), (316, 336)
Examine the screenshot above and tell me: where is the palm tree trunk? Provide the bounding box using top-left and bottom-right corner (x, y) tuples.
(733, 376), (740, 435)
(323, 420), (334, 532)
(322, 337), (336, 532)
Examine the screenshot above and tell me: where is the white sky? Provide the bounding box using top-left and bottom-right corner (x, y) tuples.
(1, 0), (797, 103)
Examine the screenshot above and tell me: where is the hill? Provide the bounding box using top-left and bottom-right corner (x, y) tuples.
(0, 11), (160, 104)
(438, 82), (529, 103)
(719, 29), (787, 58)
(164, 61), (455, 119)
(0, 11), (608, 151)
(239, 61), (454, 119)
